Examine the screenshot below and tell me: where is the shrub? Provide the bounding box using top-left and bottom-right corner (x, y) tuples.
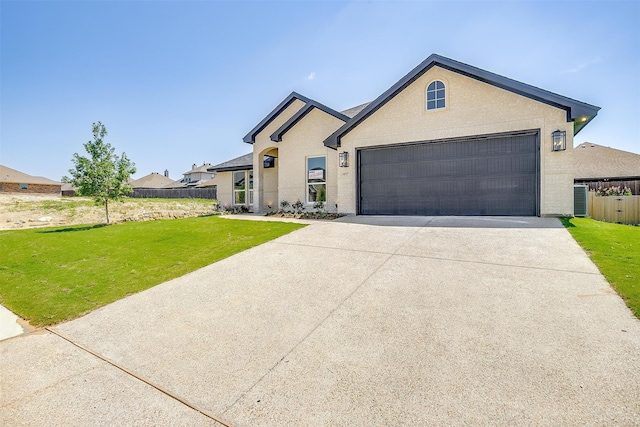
(219, 204), (249, 214)
(595, 186), (632, 197)
(317, 186), (326, 202)
(291, 200), (305, 214)
(280, 200), (291, 212)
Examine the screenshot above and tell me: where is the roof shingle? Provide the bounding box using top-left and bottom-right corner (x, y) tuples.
(131, 172), (174, 189)
(208, 153), (253, 172)
(340, 102), (371, 118)
(0, 165), (61, 185)
(574, 142), (640, 180)
(182, 163), (213, 175)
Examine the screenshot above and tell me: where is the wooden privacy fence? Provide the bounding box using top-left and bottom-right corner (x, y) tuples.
(130, 188), (217, 200)
(588, 192), (640, 225)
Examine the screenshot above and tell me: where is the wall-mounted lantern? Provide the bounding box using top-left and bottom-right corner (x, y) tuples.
(552, 130), (566, 151)
(339, 151), (349, 167)
(263, 155), (276, 169)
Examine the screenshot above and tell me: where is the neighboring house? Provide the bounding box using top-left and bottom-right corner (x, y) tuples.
(0, 165), (61, 195)
(220, 53), (600, 216)
(131, 171), (174, 189)
(183, 163), (214, 186)
(574, 142), (640, 194)
(194, 178), (218, 188)
(61, 183), (76, 197)
(164, 163), (215, 188)
(163, 179), (187, 189)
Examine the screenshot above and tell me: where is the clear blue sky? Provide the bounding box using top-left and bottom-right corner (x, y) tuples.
(1, 0), (638, 181)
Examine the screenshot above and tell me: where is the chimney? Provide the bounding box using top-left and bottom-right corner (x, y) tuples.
(164, 169), (169, 177)
(192, 163), (197, 170)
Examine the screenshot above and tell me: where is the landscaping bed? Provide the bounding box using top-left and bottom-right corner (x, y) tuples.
(264, 200), (343, 220)
(265, 211), (343, 220)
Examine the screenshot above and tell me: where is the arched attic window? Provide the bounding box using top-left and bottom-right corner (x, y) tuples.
(426, 80), (446, 110)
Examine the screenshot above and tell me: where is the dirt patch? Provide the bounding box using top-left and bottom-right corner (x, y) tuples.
(16, 317), (36, 334)
(0, 193), (218, 230)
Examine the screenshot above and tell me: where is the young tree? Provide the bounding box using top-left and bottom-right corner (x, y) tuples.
(63, 122), (136, 224)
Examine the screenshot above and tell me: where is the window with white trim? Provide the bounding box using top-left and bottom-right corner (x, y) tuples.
(426, 80), (445, 110)
(233, 170), (253, 205)
(233, 171), (246, 204)
(307, 157), (326, 203)
(248, 170), (254, 205)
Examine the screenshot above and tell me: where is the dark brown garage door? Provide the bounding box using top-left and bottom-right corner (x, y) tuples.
(357, 131), (539, 216)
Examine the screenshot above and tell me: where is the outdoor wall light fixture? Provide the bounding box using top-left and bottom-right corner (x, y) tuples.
(339, 151), (349, 167)
(552, 130), (566, 151)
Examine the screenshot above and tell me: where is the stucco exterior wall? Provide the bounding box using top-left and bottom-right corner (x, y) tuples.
(261, 163), (278, 211)
(276, 108), (343, 212)
(252, 99), (306, 213)
(192, 171), (214, 182)
(338, 66), (574, 216)
(0, 182), (61, 194)
(208, 172), (233, 207)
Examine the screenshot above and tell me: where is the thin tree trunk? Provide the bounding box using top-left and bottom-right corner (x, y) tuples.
(105, 199), (110, 224)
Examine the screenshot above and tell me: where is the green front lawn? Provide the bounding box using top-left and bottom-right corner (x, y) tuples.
(561, 217), (639, 318)
(0, 217), (305, 326)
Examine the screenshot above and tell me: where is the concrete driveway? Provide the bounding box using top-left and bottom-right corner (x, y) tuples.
(2, 216), (639, 426)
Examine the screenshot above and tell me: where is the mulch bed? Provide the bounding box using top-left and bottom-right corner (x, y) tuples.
(265, 211), (343, 220)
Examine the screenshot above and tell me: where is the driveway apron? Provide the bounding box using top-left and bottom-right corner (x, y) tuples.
(2, 217), (639, 426)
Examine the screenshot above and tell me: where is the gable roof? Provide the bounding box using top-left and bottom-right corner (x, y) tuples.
(162, 179), (188, 189)
(324, 53), (601, 148)
(341, 102), (371, 118)
(195, 178), (217, 188)
(270, 99), (350, 142)
(574, 142), (640, 180)
(208, 153), (253, 172)
(131, 172), (174, 189)
(243, 92), (312, 144)
(182, 163), (213, 175)
(0, 165), (61, 185)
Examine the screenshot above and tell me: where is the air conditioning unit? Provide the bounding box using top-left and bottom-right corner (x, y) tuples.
(574, 185), (588, 217)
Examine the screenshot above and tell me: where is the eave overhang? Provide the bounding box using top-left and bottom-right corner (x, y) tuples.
(210, 165), (253, 172)
(243, 92), (311, 144)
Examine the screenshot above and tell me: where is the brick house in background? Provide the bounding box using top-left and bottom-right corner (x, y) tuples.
(0, 165), (61, 195)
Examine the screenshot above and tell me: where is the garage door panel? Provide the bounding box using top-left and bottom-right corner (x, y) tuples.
(358, 132), (538, 216)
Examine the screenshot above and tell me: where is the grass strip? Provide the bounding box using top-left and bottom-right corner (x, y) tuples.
(561, 217), (639, 318)
(0, 216), (304, 326)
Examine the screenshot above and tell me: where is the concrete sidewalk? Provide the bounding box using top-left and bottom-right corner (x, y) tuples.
(0, 305), (25, 342)
(2, 217), (639, 426)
